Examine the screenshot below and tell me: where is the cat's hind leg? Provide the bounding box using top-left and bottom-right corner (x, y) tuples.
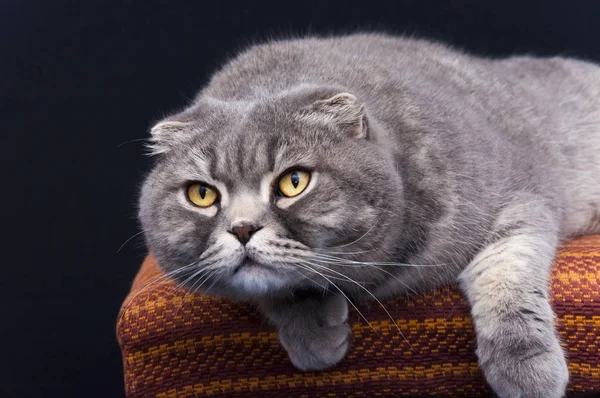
(459, 198), (568, 398)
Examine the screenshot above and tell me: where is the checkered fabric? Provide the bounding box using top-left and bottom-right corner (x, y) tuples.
(117, 235), (600, 397)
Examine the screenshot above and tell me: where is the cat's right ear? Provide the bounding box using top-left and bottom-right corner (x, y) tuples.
(298, 92), (368, 139)
(146, 121), (192, 156)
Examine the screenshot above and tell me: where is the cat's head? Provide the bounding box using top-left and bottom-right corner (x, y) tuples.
(139, 85), (404, 299)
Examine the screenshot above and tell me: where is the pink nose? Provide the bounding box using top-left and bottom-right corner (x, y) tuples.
(230, 223), (261, 244)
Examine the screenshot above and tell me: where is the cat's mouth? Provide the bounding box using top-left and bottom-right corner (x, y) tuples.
(232, 257), (273, 274)
(227, 254), (290, 295)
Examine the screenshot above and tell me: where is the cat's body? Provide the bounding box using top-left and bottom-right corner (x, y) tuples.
(139, 34), (600, 398)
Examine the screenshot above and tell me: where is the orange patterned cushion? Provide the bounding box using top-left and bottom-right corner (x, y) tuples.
(117, 235), (600, 397)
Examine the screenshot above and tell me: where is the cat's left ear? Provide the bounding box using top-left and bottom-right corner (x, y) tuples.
(302, 93), (368, 139)
(147, 121), (192, 155)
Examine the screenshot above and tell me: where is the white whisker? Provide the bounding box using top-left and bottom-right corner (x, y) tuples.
(294, 262), (380, 336)
(308, 256), (423, 298)
(117, 231), (145, 253)
(329, 214), (384, 249)
(290, 268), (330, 292)
(116, 137), (151, 148)
(301, 259), (413, 349)
(312, 252), (445, 267)
(174, 266), (221, 316)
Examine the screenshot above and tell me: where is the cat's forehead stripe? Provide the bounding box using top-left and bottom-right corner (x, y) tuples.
(211, 132), (280, 186)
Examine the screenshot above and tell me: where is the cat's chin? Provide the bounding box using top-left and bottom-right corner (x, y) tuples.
(227, 260), (291, 295)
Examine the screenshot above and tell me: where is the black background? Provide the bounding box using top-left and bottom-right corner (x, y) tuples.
(2, 1), (598, 397)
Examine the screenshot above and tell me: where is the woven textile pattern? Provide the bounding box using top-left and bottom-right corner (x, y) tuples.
(117, 235), (600, 397)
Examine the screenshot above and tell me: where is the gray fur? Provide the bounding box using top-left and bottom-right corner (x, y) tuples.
(139, 34), (600, 398)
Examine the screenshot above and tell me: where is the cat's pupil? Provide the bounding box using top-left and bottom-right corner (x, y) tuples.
(291, 172), (299, 188)
(199, 186), (207, 199)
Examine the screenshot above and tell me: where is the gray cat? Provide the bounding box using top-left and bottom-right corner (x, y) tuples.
(138, 34), (600, 398)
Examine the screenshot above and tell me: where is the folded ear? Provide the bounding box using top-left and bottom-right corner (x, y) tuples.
(300, 93), (368, 139)
(147, 121), (192, 155)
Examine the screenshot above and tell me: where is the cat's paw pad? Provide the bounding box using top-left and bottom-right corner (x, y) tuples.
(480, 340), (568, 398)
(279, 295), (351, 371)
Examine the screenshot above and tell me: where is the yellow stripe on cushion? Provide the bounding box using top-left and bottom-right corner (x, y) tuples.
(125, 316), (599, 366)
(554, 271), (600, 284)
(561, 315), (600, 328)
(125, 317), (473, 363)
(557, 250), (600, 258)
(569, 363), (600, 379)
(152, 361), (600, 397)
(154, 362), (482, 397)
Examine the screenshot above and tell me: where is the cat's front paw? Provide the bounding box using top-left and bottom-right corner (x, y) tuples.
(278, 294), (351, 371)
(478, 336), (568, 398)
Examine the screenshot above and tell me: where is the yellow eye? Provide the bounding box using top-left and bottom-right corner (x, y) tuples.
(278, 170), (310, 197)
(187, 183), (218, 207)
